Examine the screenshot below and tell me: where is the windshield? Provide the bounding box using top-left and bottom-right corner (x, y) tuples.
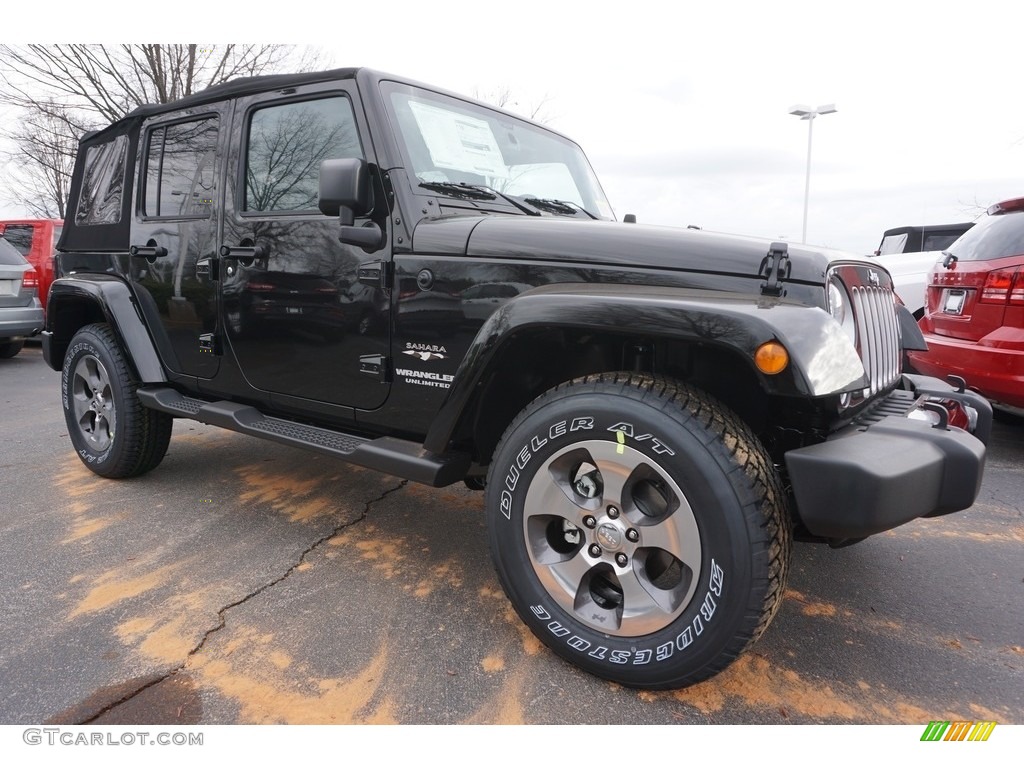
(381, 81), (614, 220)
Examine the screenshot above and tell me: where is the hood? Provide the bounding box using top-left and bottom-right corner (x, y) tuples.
(412, 215), (842, 285)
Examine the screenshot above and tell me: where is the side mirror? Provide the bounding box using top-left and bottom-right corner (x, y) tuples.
(318, 158), (384, 252)
(319, 158), (372, 221)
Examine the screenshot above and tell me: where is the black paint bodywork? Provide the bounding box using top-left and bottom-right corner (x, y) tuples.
(43, 67), (989, 543)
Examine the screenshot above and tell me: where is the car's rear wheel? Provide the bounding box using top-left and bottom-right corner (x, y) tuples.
(0, 340), (25, 358)
(485, 372), (791, 689)
(62, 323), (172, 478)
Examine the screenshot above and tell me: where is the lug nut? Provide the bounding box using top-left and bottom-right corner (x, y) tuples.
(626, 528), (639, 542)
(583, 515), (596, 529)
(589, 544), (602, 558)
(607, 506), (619, 519)
(615, 553), (628, 567)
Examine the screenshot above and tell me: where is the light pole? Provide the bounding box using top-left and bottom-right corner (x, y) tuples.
(789, 103), (837, 244)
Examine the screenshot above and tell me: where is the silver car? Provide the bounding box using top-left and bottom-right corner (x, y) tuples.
(0, 238), (44, 358)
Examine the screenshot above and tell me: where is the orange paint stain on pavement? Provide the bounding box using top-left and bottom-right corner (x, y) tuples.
(785, 589), (838, 618)
(235, 466), (357, 523)
(189, 630), (394, 724)
(114, 589), (218, 665)
(462, 666), (528, 725)
(412, 560), (464, 598)
(69, 562), (180, 618)
(481, 655), (506, 673)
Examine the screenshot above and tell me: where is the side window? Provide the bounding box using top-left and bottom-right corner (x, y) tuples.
(76, 135), (128, 225)
(1, 224), (34, 255)
(143, 117), (219, 218)
(244, 95), (362, 213)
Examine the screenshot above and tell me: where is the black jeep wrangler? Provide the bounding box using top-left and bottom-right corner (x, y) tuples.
(43, 67), (990, 690)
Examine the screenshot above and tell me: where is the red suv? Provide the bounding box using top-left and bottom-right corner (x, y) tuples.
(910, 197), (1024, 411)
(0, 219), (63, 316)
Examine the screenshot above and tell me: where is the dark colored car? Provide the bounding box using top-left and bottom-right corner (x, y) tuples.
(910, 197), (1024, 411)
(874, 222), (974, 257)
(41, 67), (990, 691)
(0, 219), (63, 316)
(0, 238), (44, 358)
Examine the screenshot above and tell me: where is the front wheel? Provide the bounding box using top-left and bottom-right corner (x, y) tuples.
(62, 323), (173, 478)
(485, 373), (791, 689)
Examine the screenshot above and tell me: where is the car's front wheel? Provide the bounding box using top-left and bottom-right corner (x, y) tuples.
(485, 373), (791, 689)
(62, 323), (172, 478)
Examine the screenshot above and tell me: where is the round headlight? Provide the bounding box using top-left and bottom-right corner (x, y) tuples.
(827, 276), (857, 345)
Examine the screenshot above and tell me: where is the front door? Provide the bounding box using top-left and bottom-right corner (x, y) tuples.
(221, 82), (390, 410)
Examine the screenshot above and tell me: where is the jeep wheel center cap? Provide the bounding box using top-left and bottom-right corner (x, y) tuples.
(596, 523), (622, 551)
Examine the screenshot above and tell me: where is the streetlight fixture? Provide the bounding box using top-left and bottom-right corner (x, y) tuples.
(789, 103), (837, 244)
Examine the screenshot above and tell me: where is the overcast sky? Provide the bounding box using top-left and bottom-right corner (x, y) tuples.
(7, 0), (1024, 255)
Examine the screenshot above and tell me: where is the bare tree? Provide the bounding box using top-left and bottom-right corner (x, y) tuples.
(5, 102), (79, 218)
(473, 85), (555, 124)
(0, 44), (326, 217)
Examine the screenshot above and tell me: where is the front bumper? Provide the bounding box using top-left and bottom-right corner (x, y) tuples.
(784, 375), (989, 541)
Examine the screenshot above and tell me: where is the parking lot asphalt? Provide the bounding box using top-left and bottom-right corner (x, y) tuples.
(2, 344), (1022, 726)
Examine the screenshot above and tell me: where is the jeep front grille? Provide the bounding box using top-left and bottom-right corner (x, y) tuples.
(850, 284), (901, 396)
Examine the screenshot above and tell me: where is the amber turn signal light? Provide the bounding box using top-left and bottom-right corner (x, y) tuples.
(754, 341), (789, 375)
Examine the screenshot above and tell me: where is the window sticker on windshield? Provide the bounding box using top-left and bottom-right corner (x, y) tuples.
(409, 101), (508, 178)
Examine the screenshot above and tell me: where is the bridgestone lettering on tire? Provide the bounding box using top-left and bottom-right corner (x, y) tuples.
(484, 372), (792, 689)
(61, 323), (172, 478)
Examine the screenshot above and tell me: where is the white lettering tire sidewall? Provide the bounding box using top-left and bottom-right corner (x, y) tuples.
(486, 385), (772, 689)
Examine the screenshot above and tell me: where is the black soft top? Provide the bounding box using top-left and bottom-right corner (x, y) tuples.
(60, 68), (361, 252)
(87, 67), (360, 139)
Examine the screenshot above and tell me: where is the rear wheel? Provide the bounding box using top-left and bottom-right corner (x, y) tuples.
(62, 323), (172, 478)
(0, 340), (25, 358)
(485, 372), (791, 689)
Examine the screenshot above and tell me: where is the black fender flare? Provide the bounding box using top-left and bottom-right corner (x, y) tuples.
(43, 275), (167, 383)
(424, 283), (866, 453)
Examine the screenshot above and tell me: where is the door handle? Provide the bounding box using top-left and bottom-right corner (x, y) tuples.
(219, 243), (268, 260)
(129, 244), (169, 258)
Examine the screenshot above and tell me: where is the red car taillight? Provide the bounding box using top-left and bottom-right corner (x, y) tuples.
(22, 266), (39, 289)
(980, 267), (1024, 305)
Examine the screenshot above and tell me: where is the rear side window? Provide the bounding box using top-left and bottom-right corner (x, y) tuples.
(1, 224), (34, 255)
(921, 233), (962, 252)
(143, 117), (219, 218)
(878, 233), (908, 255)
(949, 214), (1024, 262)
(0, 238), (26, 266)
(244, 96), (363, 213)
(76, 135), (128, 225)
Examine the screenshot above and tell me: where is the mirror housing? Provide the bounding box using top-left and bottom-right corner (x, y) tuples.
(318, 158), (384, 252)
(319, 158), (372, 222)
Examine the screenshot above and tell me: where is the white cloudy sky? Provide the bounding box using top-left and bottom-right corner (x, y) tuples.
(8, 0), (1024, 254)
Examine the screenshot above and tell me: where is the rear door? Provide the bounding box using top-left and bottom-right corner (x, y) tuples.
(220, 81), (390, 410)
(131, 103), (228, 379)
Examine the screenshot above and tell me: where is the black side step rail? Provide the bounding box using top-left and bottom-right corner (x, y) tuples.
(137, 387), (470, 487)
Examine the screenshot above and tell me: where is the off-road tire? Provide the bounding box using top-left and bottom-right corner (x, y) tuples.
(485, 372), (791, 689)
(62, 323), (173, 478)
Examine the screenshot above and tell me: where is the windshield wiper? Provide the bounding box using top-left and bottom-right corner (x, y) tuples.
(942, 250), (958, 268)
(523, 197), (598, 219)
(418, 181), (496, 201)
(418, 181), (541, 216)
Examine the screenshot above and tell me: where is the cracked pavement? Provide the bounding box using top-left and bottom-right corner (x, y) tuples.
(2, 345), (1023, 725)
